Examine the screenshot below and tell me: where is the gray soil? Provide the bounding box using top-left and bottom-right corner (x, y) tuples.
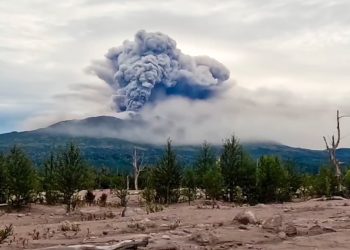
(1, 194), (350, 249)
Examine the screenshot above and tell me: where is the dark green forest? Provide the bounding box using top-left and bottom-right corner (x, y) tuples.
(1, 135), (350, 212)
(2, 130), (349, 174)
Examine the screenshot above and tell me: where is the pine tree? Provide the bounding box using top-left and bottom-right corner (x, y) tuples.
(55, 143), (88, 212)
(220, 135), (243, 202)
(42, 153), (60, 205)
(0, 154), (8, 203)
(6, 146), (35, 206)
(203, 165), (223, 207)
(182, 167), (196, 205)
(256, 156), (288, 202)
(219, 135), (257, 203)
(153, 139), (182, 204)
(195, 142), (216, 189)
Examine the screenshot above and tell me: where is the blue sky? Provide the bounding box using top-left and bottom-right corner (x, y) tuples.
(1, 0), (350, 148)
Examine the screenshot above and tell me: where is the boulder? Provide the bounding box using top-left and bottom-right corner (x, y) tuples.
(308, 225), (323, 236)
(262, 214), (283, 232)
(161, 235), (171, 240)
(141, 218), (156, 228)
(233, 210), (258, 225)
(190, 231), (218, 246)
(308, 225), (336, 236)
(285, 224), (297, 237)
(60, 220), (72, 231)
(278, 231), (286, 240)
(255, 204), (267, 208)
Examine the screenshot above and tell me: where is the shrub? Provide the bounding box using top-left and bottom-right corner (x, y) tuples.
(99, 193), (108, 207)
(0, 224), (13, 244)
(85, 190), (95, 206)
(141, 188), (162, 213)
(115, 189), (128, 207)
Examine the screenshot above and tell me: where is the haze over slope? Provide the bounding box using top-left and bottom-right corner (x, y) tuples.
(1, 115), (347, 173)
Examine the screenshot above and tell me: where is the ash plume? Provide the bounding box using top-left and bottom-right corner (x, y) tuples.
(88, 30), (230, 111)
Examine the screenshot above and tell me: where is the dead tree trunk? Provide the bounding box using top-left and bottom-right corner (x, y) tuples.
(126, 175), (130, 191)
(323, 110), (349, 190)
(133, 147), (144, 191)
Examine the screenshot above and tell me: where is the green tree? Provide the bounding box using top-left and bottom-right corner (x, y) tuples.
(153, 139), (182, 204)
(182, 167), (197, 205)
(6, 146), (36, 207)
(42, 153), (60, 205)
(256, 156), (289, 203)
(298, 174), (316, 199)
(220, 135), (255, 202)
(343, 169), (350, 197)
(203, 165), (223, 207)
(55, 143), (88, 212)
(314, 166), (337, 197)
(195, 142), (216, 189)
(0, 154), (8, 203)
(236, 153), (257, 204)
(284, 161), (302, 195)
(95, 167), (113, 189)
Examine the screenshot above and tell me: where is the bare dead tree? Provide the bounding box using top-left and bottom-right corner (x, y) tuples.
(323, 110), (350, 187)
(133, 147), (145, 191)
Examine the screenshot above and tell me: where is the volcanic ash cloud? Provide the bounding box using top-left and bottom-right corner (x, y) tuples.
(88, 30), (230, 112)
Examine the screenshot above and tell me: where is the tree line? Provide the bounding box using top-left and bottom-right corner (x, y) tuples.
(1, 135), (350, 211)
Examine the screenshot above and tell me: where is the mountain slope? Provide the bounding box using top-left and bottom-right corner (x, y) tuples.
(0, 116), (348, 173)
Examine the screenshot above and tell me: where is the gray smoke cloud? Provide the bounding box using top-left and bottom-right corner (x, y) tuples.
(88, 30), (230, 111)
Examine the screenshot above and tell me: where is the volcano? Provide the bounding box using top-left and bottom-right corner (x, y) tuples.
(0, 115), (347, 173)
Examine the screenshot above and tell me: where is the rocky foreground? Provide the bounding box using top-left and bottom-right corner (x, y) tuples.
(1, 197), (350, 249)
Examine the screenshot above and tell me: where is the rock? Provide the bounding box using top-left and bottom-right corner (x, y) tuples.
(162, 235), (171, 240)
(133, 207), (147, 215)
(123, 207), (137, 217)
(262, 214), (283, 232)
(105, 223), (113, 229)
(278, 231), (286, 240)
(308, 225), (336, 236)
(170, 230), (187, 236)
(60, 220), (72, 231)
(60, 221), (80, 232)
(255, 204), (267, 208)
(246, 244), (254, 249)
(71, 222), (80, 232)
(141, 218), (156, 228)
(285, 224), (297, 237)
(102, 231), (108, 235)
(323, 226), (337, 233)
(127, 221), (146, 231)
(238, 225), (248, 230)
(17, 214), (25, 218)
(233, 210), (258, 225)
(308, 225), (323, 236)
(190, 231), (218, 246)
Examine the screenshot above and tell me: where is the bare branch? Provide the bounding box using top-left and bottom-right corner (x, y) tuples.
(334, 110), (341, 148)
(323, 136), (330, 150)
